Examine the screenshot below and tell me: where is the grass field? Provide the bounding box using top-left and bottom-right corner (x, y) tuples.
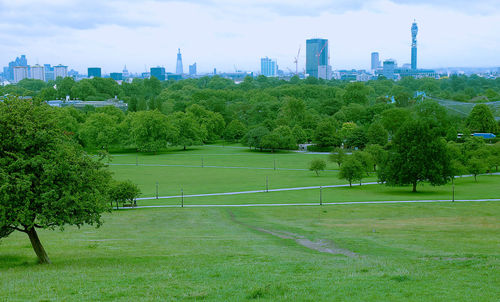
(1, 144), (499, 301)
(1, 202), (499, 301)
(106, 145), (500, 206)
(108, 145), (375, 198)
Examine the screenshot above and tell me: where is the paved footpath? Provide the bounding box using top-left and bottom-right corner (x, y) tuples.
(122, 199), (500, 209)
(135, 182), (380, 201)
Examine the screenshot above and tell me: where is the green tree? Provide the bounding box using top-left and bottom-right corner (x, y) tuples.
(224, 120), (247, 142)
(467, 158), (487, 181)
(366, 122), (388, 146)
(365, 144), (387, 172)
(278, 97), (306, 127)
(171, 112), (205, 150)
(71, 79), (97, 100)
(313, 120), (341, 147)
(488, 142), (500, 172)
(466, 104), (497, 133)
(380, 107), (411, 136)
(329, 147), (345, 168)
(242, 126), (270, 151)
(344, 126), (368, 149)
(309, 159), (326, 176)
(56, 77), (75, 99)
(128, 110), (178, 152)
(353, 151), (374, 176)
(79, 113), (119, 150)
(339, 157), (364, 186)
(291, 125), (307, 144)
(0, 98), (112, 264)
(379, 119), (452, 192)
(109, 180), (141, 209)
(343, 82), (369, 105)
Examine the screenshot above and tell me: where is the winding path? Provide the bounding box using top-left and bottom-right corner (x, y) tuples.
(122, 198), (500, 209)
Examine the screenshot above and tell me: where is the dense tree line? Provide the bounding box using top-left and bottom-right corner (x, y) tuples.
(2, 75), (499, 154)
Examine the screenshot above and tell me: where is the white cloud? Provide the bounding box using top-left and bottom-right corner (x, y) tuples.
(0, 0), (499, 73)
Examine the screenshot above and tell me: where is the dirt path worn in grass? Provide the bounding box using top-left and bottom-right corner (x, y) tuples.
(228, 210), (358, 257)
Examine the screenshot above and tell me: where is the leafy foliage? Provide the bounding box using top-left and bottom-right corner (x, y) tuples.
(0, 98), (112, 263)
(379, 119), (452, 192)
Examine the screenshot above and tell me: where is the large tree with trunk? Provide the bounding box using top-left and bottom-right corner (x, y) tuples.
(0, 98), (112, 264)
(378, 119), (452, 192)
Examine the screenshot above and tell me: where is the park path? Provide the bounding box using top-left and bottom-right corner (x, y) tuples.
(132, 172), (500, 202)
(122, 198), (500, 209)
(135, 182), (380, 201)
(108, 163), (340, 172)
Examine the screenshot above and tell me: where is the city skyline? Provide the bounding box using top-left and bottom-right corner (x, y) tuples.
(1, 0), (499, 74)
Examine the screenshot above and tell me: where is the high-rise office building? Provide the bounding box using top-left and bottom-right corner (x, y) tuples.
(371, 52), (380, 71)
(382, 59), (397, 79)
(88, 67), (102, 78)
(30, 64), (45, 81)
(306, 38), (330, 79)
(54, 65), (68, 79)
(110, 72), (123, 81)
(13, 66), (29, 83)
(4, 55), (28, 81)
(411, 20), (418, 70)
(260, 57), (278, 77)
(176, 49), (183, 74)
(150, 67), (166, 81)
(44, 64), (55, 81)
(189, 63), (197, 76)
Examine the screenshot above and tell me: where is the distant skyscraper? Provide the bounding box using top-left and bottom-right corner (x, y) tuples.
(30, 64), (45, 81)
(44, 64), (54, 81)
(54, 65), (68, 79)
(189, 63), (197, 76)
(4, 55), (28, 81)
(110, 72), (123, 81)
(411, 20), (418, 70)
(306, 38), (329, 78)
(260, 57), (278, 77)
(176, 49), (183, 74)
(122, 65), (129, 78)
(382, 59), (397, 79)
(88, 67), (102, 78)
(13, 66), (29, 83)
(150, 67), (165, 81)
(371, 52), (380, 71)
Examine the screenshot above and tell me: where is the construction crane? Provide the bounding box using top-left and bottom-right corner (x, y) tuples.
(293, 45), (301, 75)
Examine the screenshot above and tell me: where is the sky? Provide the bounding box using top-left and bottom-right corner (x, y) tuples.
(1, 0), (499, 74)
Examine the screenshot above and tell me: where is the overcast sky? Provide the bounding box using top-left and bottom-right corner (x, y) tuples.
(1, 0), (499, 74)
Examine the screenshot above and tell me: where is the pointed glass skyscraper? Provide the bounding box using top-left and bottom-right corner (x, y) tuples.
(411, 20), (418, 70)
(176, 48), (183, 74)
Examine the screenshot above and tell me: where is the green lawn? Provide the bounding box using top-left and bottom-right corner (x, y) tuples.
(2, 144), (499, 301)
(107, 145), (499, 207)
(108, 145), (365, 198)
(128, 174), (500, 207)
(1, 202), (499, 301)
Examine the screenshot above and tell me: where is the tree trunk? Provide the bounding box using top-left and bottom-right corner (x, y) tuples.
(474, 174), (477, 182)
(412, 181), (417, 193)
(349, 180), (352, 187)
(27, 227), (51, 264)
(373, 164), (376, 172)
(183, 145), (186, 151)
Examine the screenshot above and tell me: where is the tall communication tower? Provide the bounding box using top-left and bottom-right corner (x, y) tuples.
(411, 20), (418, 70)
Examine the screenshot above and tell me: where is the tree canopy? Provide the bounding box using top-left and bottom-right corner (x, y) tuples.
(0, 98), (113, 264)
(379, 119), (452, 192)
